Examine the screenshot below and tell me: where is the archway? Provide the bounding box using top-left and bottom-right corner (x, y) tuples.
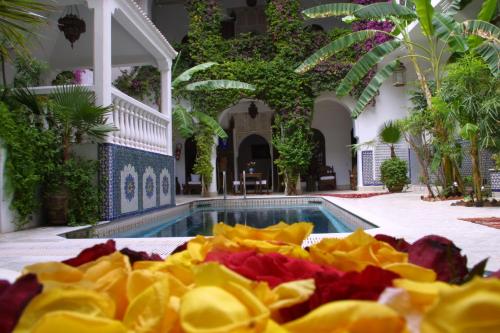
(184, 137), (197, 183)
(238, 134), (272, 185)
(312, 99), (354, 189)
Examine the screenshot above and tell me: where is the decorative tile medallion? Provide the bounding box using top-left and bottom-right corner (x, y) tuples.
(142, 166), (156, 210)
(124, 174), (136, 202)
(160, 168), (172, 206)
(145, 176), (155, 198)
(120, 164), (138, 214)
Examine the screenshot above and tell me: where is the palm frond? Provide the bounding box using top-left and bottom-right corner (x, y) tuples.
(185, 80), (255, 91)
(295, 30), (379, 73)
(354, 2), (417, 20)
(352, 60), (399, 118)
(414, 0), (435, 37)
(192, 111), (228, 139)
(336, 39), (401, 96)
(474, 42), (499, 77)
(433, 13), (468, 53)
(172, 105), (194, 138)
(172, 62), (218, 89)
(379, 121), (402, 145)
(462, 20), (500, 43)
(302, 3), (362, 19)
(477, 0), (498, 22)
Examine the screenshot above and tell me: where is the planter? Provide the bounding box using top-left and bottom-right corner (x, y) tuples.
(248, 168), (255, 174)
(387, 184), (404, 193)
(45, 188), (68, 225)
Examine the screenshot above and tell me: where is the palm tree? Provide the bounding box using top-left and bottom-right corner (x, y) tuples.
(0, 0), (51, 92)
(296, 0), (499, 194)
(172, 62), (255, 140)
(351, 120), (402, 157)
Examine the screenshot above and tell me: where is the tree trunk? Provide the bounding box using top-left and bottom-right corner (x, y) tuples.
(390, 145), (396, 159)
(470, 135), (482, 202)
(403, 134), (435, 197)
(284, 172), (298, 196)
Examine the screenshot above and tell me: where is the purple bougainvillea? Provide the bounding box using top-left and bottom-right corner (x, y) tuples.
(352, 0), (394, 53)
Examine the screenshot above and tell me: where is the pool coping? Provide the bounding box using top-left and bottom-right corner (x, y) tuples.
(62, 196), (378, 239)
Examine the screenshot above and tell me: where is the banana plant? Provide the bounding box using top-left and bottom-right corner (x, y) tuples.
(296, 0), (499, 118)
(172, 61), (255, 140)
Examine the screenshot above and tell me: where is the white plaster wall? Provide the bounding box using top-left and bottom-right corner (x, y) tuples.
(312, 101), (352, 187)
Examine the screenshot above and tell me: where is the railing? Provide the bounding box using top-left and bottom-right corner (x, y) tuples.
(110, 87), (169, 155)
(28, 85), (170, 155)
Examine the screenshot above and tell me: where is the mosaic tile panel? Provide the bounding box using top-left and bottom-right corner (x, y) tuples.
(459, 140), (495, 180)
(99, 143), (175, 221)
(491, 171), (500, 192)
(362, 151), (374, 186)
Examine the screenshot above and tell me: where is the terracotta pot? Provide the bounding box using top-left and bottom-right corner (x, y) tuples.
(388, 184), (404, 193)
(45, 188), (68, 225)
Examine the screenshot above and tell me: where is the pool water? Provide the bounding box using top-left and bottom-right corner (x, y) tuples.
(112, 205), (353, 238)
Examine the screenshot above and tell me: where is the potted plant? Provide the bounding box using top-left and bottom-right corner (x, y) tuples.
(380, 157), (409, 193)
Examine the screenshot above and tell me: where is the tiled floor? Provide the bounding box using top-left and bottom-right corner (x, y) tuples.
(1, 189), (499, 281)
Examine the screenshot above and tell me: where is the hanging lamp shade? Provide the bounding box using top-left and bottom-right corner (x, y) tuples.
(58, 7), (86, 49)
(248, 102), (258, 119)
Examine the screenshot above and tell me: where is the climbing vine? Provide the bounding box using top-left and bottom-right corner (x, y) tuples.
(173, 0), (371, 194)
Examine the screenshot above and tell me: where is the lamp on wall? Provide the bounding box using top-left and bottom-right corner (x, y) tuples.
(248, 101), (258, 119)
(247, 0), (258, 7)
(58, 6), (86, 48)
(392, 60), (406, 87)
(175, 143), (182, 160)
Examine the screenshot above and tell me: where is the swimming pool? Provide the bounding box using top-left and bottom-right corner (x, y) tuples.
(64, 197), (377, 239)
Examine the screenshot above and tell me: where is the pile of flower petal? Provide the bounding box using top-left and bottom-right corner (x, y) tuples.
(2, 222), (500, 333)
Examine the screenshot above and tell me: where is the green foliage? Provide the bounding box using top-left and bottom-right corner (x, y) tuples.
(379, 121), (402, 145)
(492, 153), (500, 170)
(272, 115), (313, 194)
(0, 0), (50, 59)
(380, 158), (409, 190)
(193, 129), (214, 194)
(49, 158), (100, 226)
(52, 71), (76, 86)
(0, 102), (59, 227)
(13, 54), (47, 87)
(113, 66), (161, 105)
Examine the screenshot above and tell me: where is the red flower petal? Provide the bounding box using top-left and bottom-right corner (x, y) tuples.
(281, 265), (400, 322)
(0, 274), (43, 333)
(62, 240), (116, 267)
(489, 269), (500, 278)
(170, 241), (188, 255)
(408, 235), (468, 283)
(205, 250), (343, 288)
(375, 234), (410, 252)
(120, 248), (162, 265)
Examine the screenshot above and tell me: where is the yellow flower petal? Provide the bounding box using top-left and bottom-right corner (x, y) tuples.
(29, 311), (127, 333)
(421, 278), (500, 333)
(213, 222), (313, 245)
(309, 229), (407, 271)
(127, 269), (187, 301)
(123, 279), (178, 333)
(22, 262), (83, 283)
(383, 263), (437, 282)
(283, 300), (407, 333)
(14, 288), (115, 333)
(393, 279), (452, 309)
(268, 279), (315, 311)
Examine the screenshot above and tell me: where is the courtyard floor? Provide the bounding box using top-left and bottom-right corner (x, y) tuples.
(0, 189), (499, 281)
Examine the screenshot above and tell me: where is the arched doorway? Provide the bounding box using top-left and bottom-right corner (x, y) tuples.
(184, 137), (197, 183)
(312, 99), (353, 189)
(305, 129), (326, 185)
(238, 134), (272, 185)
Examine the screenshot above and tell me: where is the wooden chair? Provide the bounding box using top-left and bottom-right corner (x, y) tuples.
(184, 174), (202, 194)
(257, 179), (270, 194)
(318, 166), (336, 191)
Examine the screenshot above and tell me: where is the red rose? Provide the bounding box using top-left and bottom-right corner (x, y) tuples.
(408, 235), (468, 283)
(120, 248), (162, 265)
(205, 250), (343, 288)
(62, 240), (116, 267)
(375, 234), (410, 252)
(0, 274), (43, 333)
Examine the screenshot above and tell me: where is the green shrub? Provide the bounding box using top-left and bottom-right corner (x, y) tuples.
(380, 158), (409, 192)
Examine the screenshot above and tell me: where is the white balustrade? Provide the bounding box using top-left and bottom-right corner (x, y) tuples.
(28, 85), (170, 155)
(110, 87), (170, 155)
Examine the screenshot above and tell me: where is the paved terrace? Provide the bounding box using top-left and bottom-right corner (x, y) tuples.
(1, 190), (499, 281)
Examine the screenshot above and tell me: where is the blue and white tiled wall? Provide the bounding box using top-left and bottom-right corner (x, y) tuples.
(99, 143), (175, 221)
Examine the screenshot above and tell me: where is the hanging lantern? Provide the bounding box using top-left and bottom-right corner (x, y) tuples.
(393, 60), (406, 87)
(246, 0), (258, 7)
(58, 6), (86, 49)
(248, 101), (258, 119)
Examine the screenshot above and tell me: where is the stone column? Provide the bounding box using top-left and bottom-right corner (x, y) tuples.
(88, 0), (113, 108)
(160, 60), (172, 155)
(208, 136), (218, 196)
